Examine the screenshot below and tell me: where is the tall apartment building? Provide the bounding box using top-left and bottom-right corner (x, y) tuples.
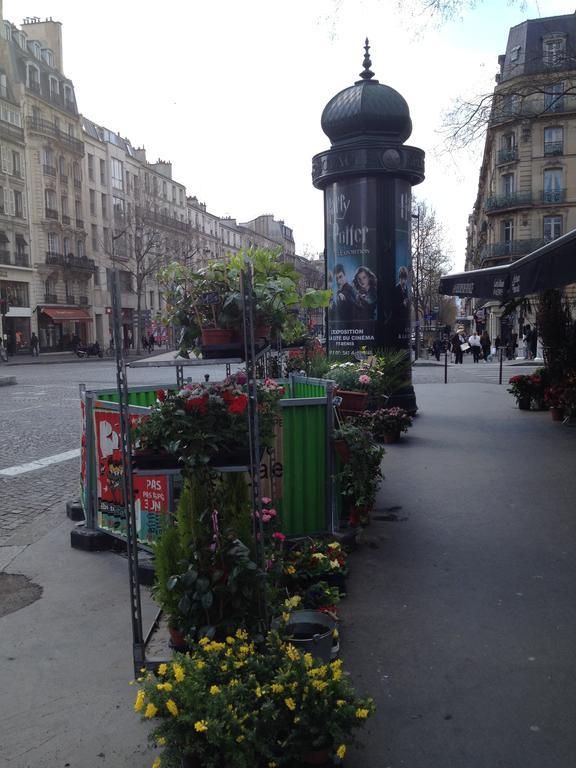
(0, 9), (310, 353)
(466, 12), (576, 339)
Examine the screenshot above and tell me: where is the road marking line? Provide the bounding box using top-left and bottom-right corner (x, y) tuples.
(0, 449), (81, 476)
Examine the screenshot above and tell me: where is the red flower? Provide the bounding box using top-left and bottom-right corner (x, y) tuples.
(185, 396), (208, 414)
(228, 394), (248, 415)
(222, 390), (235, 403)
(156, 389), (167, 402)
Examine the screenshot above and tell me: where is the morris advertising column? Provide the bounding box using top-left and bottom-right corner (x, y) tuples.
(312, 42), (425, 409)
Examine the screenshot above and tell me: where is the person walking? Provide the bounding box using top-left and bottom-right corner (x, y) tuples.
(468, 330), (482, 363)
(432, 338), (441, 362)
(480, 330), (491, 362)
(451, 330), (466, 364)
(148, 333), (155, 353)
(30, 332), (39, 356)
(141, 334), (148, 352)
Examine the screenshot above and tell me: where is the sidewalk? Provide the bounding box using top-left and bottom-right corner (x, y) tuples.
(1, 381), (575, 767)
(1, 349), (174, 366)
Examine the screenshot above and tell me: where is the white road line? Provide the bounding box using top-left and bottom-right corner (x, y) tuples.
(0, 449), (81, 477)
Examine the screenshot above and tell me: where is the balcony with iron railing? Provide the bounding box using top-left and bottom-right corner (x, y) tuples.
(496, 147), (518, 165)
(491, 94), (576, 125)
(0, 249), (10, 265)
(66, 294), (76, 305)
(26, 117), (84, 155)
(542, 189), (566, 204)
(481, 238), (548, 262)
(73, 178), (81, 189)
(79, 295), (89, 306)
(485, 191), (533, 213)
(44, 293), (58, 303)
(45, 251), (95, 271)
(62, 214), (71, 225)
(15, 254), (30, 267)
(43, 164), (57, 177)
(45, 208), (59, 220)
(75, 219), (84, 229)
(544, 141), (563, 156)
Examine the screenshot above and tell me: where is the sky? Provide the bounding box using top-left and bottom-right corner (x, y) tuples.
(6, 0), (576, 272)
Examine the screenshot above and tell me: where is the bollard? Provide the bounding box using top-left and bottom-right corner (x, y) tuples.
(499, 346), (503, 385)
(444, 346), (448, 384)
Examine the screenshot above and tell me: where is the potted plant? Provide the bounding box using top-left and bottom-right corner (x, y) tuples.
(544, 383), (566, 420)
(507, 374), (534, 409)
(133, 631), (374, 768)
(358, 406), (413, 444)
(282, 538), (349, 595)
(328, 361), (372, 414)
(333, 423), (384, 526)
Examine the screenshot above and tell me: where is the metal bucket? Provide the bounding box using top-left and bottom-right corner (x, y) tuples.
(285, 609), (336, 663)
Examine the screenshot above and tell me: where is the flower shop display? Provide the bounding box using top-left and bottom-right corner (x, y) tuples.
(507, 373), (547, 410)
(282, 538), (349, 595)
(133, 630), (374, 768)
(544, 384), (566, 420)
(357, 406), (413, 443)
(333, 422), (385, 526)
(133, 372), (284, 471)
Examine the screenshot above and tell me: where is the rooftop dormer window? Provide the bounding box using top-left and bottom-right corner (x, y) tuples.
(543, 37), (566, 67)
(16, 31), (27, 50)
(42, 49), (54, 67)
(26, 63), (41, 93)
(2, 22), (11, 41)
(32, 41), (42, 60)
(49, 76), (59, 100)
(0, 74), (6, 100)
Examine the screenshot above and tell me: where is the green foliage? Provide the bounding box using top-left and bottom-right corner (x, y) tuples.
(334, 422), (384, 508)
(152, 525), (186, 630)
(357, 407), (413, 440)
(326, 350), (412, 402)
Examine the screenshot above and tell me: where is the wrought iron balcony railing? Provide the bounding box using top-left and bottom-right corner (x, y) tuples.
(544, 141), (563, 156)
(542, 189), (565, 204)
(485, 191), (532, 212)
(496, 147), (518, 164)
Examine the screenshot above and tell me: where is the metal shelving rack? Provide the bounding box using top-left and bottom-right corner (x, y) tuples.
(109, 261), (268, 673)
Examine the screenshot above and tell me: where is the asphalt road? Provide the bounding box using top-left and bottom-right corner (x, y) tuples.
(0, 354), (537, 540)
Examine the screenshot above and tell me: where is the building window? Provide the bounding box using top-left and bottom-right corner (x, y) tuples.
(87, 153), (94, 181)
(14, 190), (23, 218)
(59, 155), (66, 177)
(63, 85), (73, 107)
(73, 161), (81, 186)
(75, 199), (83, 220)
(101, 193), (108, 219)
(510, 45), (521, 63)
(544, 126), (563, 156)
(26, 64), (40, 91)
(63, 236), (70, 256)
(111, 157), (124, 191)
(149, 290), (154, 309)
(544, 215), (563, 241)
(0, 280), (29, 307)
(501, 173), (514, 196)
(45, 188), (57, 213)
(99, 158), (105, 185)
(113, 196), (125, 221)
(544, 82), (564, 112)
(0, 73), (6, 99)
(47, 232), (60, 255)
(543, 168), (563, 202)
(32, 41), (42, 59)
(42, 48), (54, 67)
(89, 189), (95, 216)
(543, 38), (565, 67)
(61, 195), (69, 217)
(91, 224), (98, 250)
(501, 219), (514, 251)
(77, 240), (85, 259)
(48, 76), (59, 99)
(12, 151), (20, 177)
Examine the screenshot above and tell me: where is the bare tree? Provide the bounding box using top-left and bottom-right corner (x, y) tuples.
(412, 200), (453, 343)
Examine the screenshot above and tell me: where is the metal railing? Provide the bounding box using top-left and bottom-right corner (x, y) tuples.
(0, 250), (10, 265)
(66, 295), (76, 305)
(43, 164), (57, 176)
(481, 238), (547, 260)
(44, 293), (58, 303)
(62, 214), (71, 225)
(45, 252), (96, 271)
(76, 219), (84, 229)
(79, 295), (89, 305)
(485, 191), (532, 212)
(496, 147), (518, 164)
(542, 189), (565, 203)
(14, 254), (30, 267)
(26, 117), (84, 155)
(544, 141), (563, 156)
(45, 208), (59, 220)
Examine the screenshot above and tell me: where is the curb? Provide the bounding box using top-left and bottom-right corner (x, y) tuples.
(0, 375), (16, 386)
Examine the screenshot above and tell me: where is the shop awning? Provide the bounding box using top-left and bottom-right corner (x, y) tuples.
(439, 227), (576, 300)
(40, 307), (93, 321)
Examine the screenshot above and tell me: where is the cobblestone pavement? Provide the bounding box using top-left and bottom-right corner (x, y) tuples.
(0, 356), (538, 541)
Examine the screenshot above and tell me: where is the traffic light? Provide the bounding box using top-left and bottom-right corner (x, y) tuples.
(0, 297), (8, 316)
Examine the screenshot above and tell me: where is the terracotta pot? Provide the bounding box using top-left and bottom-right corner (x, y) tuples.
(383, 430), (400, 444)
(333, 438), (350, 463)
(335, 389), (368, 414)
(201, 328), (233, 345)
(168, 627), (188, 652)
(302, 748), (332, 765)
(550, 406), (565, 421)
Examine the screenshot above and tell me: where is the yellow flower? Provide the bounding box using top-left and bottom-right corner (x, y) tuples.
(144, 702), (158, 719)
(355, 708), (369, 719)
(194, 720), (208, 732)
(311, 552), (326, 559)
(225, 648), (233, 657)
(236, 735), (245, 743)
(328, 542), (340, 550)
(229, 678), (239, 687)
(196, 660), (206, 670)
(199, 637), (210, 646)
(282, 612), (290, 623)
(294, 716), (301, 723)
(332, 668), (342, 681)
(134, 689), (145, 712)
(336, 744), (346, 759)
(271, 683), (284, 693)
(255, 686), (263, 698)
(284, 595), (302, 609)
(238, 644), (250, 656)
(235, 628), (248, 640)
(166, 699), (179, 717)
(156, 682), (173, 692)
(210, 685), (221, 695)
(286, 644), (300, 661)
(284, 697), (296, 711)
(157, 737), (166, 746)
(336, 699), (345, 708)
(152, 757), (161, 768)
(226, 636), (236, 645)
(234, 660), (245, 669)
(329, 559), (339, 569)
(172, 663), (185, 683)
(303, 653), (313, 669)
(157, 663), (168, 676)
(268, 763), (278, 768)
(285, 565), (296, 575)
(312, 680), (329, 691)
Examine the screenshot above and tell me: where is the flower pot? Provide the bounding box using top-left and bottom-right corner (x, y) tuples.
(333, 438), (350, 463)
(284, 609), (336, 663)
(335, 389), (368, 414)
(201, 328), (234, 346)
(383, 430), (401, 444)
(551, 406), (565, 421)
(168, 627), (188, 652)
(517, 396), (531, 410)
(349, 505), (373, 527)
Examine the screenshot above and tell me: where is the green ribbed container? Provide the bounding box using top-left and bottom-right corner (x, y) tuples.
(96, 389), (160, 407)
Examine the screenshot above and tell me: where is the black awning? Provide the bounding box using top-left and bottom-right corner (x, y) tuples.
(0, 232), (8, 244)
(439, 228), (576, 300)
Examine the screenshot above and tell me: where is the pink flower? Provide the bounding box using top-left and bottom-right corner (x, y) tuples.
(236, 371), (247, 385)
(272, 532), (286, 542)
(267, 508), (277, 517)
(358, 374), (371, 385)
(261, 497), (272, 505)
(262, 514), (271, 523)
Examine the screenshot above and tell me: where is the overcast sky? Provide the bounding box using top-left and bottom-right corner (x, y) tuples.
(6, 0), (576, 271)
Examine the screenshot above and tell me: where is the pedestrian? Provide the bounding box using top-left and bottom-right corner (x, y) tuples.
(530, 327), (538, 359)
(523, 326), (532, 359)
(148, 333), (155, 353)
(432, 338), (441, 361)
(480, 330), (491, 362)
(141, 334), (148, 352)
(30, 332), (39, 356)
(451, 329), (466, 364)
(468, 330), (482, 363)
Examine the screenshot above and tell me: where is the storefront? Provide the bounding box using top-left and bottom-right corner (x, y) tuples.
(38, 306), (92, 351)
(0, 278), (32, 355)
